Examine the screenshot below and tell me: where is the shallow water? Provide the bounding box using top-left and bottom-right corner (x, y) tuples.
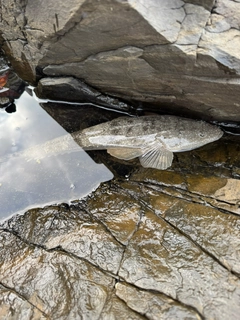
(0, 88), (113, 221)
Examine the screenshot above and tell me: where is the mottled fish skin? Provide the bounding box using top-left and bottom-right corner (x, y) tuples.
(0, 115), (223, 171)
(75, 115), (223, 170)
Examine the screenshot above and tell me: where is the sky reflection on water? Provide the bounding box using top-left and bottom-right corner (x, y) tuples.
(0, 89), (113, 221)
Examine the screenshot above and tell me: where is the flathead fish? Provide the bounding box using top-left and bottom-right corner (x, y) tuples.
(75, 115), (223, 170)
(1, 115), (223, 170)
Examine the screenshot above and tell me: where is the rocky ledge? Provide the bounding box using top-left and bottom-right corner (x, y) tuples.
(0, 0), (240, 121)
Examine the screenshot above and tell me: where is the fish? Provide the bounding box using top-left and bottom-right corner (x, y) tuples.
(0, 115), (223, 170)
(75, 115), (223, 170)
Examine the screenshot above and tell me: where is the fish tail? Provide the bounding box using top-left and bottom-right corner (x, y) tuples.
(72, 131), (89, 149)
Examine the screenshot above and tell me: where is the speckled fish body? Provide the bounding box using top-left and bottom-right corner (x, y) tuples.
(1, 115), (223, 171)
(75, 115), (223, 170)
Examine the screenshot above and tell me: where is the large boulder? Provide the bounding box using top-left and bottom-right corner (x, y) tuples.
(0, 0), (240, 121)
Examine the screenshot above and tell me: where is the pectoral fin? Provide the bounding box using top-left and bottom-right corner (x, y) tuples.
(139, 143), (173, 170)
(107, 147), (143, 160)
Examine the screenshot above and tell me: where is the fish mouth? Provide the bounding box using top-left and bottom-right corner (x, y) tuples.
(207, 130), (223, 144)
(216, 128), (224, 140)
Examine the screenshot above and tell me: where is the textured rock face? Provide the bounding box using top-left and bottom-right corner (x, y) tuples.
(1, 130), (240, 319)
(0, 0), (240, 121)
(0, 100), (240, 318)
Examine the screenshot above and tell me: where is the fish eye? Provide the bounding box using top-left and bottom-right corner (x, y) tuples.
(199, 133), (205, 138)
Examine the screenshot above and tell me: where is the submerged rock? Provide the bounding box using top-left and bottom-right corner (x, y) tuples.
(0, 129), (240, 319)
(115, 282), (201, 320)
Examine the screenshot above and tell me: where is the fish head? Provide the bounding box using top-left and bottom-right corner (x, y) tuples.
(179, 120), (223, 151)
(168, 119), (223, 152)
(197, 121), (223, 143)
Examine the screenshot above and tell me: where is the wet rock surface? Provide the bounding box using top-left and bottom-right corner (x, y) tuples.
(0, 110), (240, 319)
(35, 77), (134, 114)
(0, 0), (240, 121)
(0, 1), (239, 318)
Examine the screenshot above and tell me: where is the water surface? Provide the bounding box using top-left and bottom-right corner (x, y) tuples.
(0, 89), (113, 221)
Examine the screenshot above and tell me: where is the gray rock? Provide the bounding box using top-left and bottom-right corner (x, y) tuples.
(1, 0), (240, 120)
(35, 77), (132, 112)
